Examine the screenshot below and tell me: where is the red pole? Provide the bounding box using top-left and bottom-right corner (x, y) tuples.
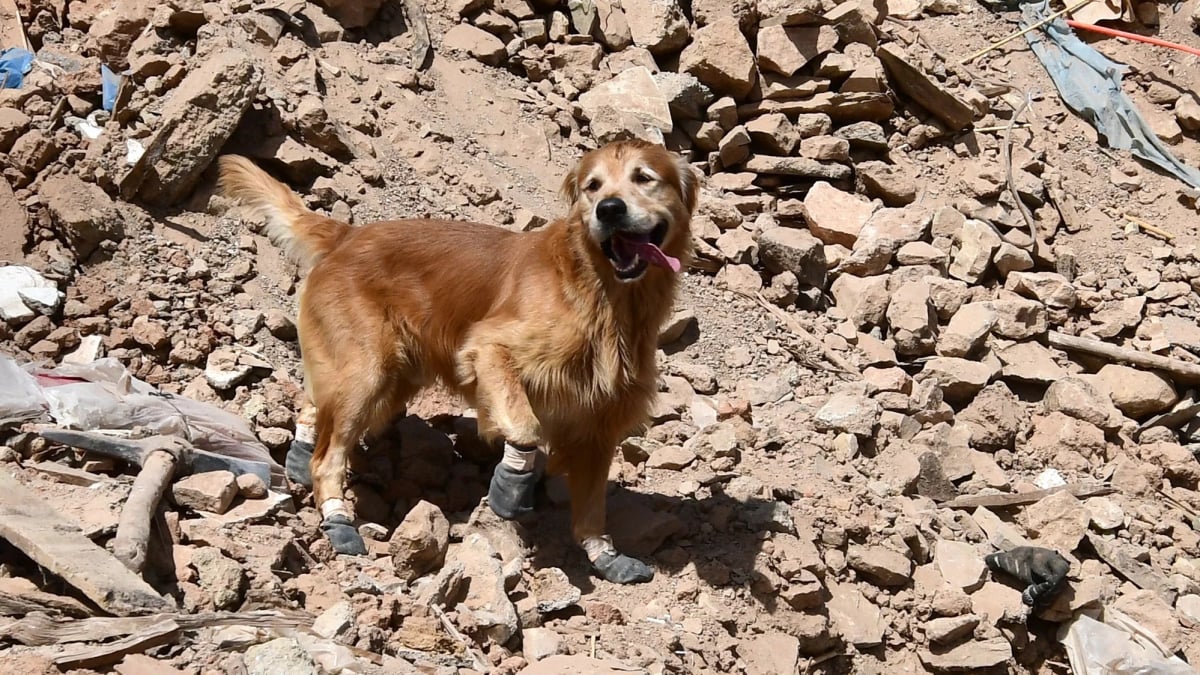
(1064, 19), (1200, 58)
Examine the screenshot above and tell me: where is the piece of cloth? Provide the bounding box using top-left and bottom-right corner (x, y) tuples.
(1021, 0), (1200, 189)
(501, 442), (537, 472)
(0, 47), (33, 89)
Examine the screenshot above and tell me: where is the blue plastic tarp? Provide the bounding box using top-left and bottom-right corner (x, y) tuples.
(101, 64), (120, 111)
(1021, 0), (1200, 189)
(0, 47), (33, 89)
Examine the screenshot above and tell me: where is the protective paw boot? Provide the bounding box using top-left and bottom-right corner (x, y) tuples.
(984, 545), (1070, 606)
(285, 439), (314, 487)
(320, 514), (367, 555)
(488, 463), (540, 520)
(591, 551), (654, 584)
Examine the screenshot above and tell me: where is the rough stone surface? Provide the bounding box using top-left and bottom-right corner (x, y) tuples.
(389, 500), (450, 581)
(1094, 364), (1179, 418)
(132, 50), (262, 206)
(172, 471), (238, 514)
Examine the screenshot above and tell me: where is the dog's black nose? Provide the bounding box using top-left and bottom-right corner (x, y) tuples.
(596, 198), (627, 222)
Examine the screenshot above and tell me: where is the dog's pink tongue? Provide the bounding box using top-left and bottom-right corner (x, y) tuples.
(633, 242), (681, 273)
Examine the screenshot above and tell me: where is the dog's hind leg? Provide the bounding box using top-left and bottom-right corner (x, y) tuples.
(310, 379), (410, 556)
(462, 343), (545, 520)
(564, 439), (654, 585)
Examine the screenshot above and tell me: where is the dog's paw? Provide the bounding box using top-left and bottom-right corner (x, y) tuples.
(488, 463), (540, 520)
(285, 439), (314, 487)
(591, 551), (654, 584)
(320, 514), (367, 555)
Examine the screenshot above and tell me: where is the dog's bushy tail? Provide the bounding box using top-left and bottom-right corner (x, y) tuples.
(217, 155), (347, 267)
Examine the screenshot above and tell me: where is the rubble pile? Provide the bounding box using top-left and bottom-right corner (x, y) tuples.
(2, 0), (1200, 673)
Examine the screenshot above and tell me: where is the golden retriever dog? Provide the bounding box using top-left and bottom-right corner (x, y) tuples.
(217, 140), (698, 583)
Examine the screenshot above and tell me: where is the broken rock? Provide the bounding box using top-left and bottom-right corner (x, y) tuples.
(948, 219), (1002, 283)
(444, 24), (507, 65)
(814, 392), (881, 437)
(1022, 490), (1090, 553)
(389, 500), (449, 581)
(1094, 364), (1179, 418)
(578, 67), (673, 141)
(802, 181), (876, 247)
(42, 175), (126, 258)
(172, 471), (238, 514)
(756, 24), (838, 77)
(934, 539), (986, 592)
(847, 544), (912, 586)
(453, 533), (519, 644)
(132, 50), (262, 206)
(757, 226), (826, 288)
(1042, 377), (1124, 431)
(935, 302), (995, 358)
(679, 15), (757, 100)
(826, 581), (885, 647)
(623, 0), (690, 55)
(919, 637), (1012, 672)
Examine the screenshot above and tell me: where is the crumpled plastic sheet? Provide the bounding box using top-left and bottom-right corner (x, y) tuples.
(0, 352), (285, 486)
(1060, 608), (1195, 675)
(1021, 0), (1200, 189)
(0, 47), (34, 89)
(100, 64), (120, 112)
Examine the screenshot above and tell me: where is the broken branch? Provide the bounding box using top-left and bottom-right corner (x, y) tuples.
(943, 482), (1114, 509)
(1047, 331), (1200, 384)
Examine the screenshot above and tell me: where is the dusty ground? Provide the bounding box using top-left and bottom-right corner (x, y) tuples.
(2, 0), (1200, 673)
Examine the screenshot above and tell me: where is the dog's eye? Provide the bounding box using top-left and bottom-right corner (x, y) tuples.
(634, 172), (655, 184)
(584, 179), (601, 192)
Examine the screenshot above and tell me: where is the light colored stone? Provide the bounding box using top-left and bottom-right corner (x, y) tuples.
(826, 581), (885, 647)
(802, 181), (876, 247)
(997, 341), (1067, 384)
(936, 302), (995, 358)
(578, 67), (673, 141)
(390, 500), (450, 581)
(886, 281), (937, 357)
(934, 539), (986, 592)
(847, 544), (912, 587)
(244, 638), (319, 675)
(1022, 490), (1090, 552)
(919, 637), (1012, 672)
(623, 0), (690, 55)
(949, 219), (1002, 283)
(445, 24), (507, 65)
(738, 632), (800, 675)
(924, 614), (980, 645)
(814, 393), (882, 437)
(993, 242), (1034, 276)
(172, 471), (238, 514)
(1043, 376), (1124, 431)
(0, 266), (60, 324)
(896, 241), (946, 266)
(453, 534), (519, 643)
(1006, 271), (1077, 310)
(745, 113), (799, 154)
(312, 600), (354, 639)
(831, 274), (889, 328)
(1094, 364), (1179, 418)
(756, 24), (838, 76)
(1084, 496), (1125, 531)
(646, 445), (697, 470)
(917, 357), (996, 403)
(523, 627), (563, 661)
(678, 15), (757, 99)
(990, 295), (1047, 340)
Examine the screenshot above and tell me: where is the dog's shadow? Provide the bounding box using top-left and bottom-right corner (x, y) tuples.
(350, 413), (779, 602)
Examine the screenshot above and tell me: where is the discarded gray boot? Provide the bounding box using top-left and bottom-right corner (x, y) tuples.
(984, 546), (1070, 606)
(320, 514), (367, 555)
(488, 463), (540, 520)
(285, 438), (313, 487)
(592, 551), (654, 584)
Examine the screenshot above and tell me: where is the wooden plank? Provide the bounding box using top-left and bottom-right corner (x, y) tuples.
(1048, 331), (1200, 385)
(4, 609), (313, 646)
(28, 461), (110, 487)
(52, 619), (180, 670)
(943, 483), (1114, 509)
(0, 469), (172, 616)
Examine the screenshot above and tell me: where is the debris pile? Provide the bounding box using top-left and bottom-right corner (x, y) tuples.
(2, 0), (1200, 672)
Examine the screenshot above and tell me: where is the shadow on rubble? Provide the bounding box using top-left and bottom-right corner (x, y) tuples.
(335, 413), (780, 600)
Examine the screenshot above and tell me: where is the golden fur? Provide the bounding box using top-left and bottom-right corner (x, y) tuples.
(217, 140), (698, 550)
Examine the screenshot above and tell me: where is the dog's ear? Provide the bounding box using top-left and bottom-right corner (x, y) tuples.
(676, 156), (699, 214)
(560, 165), (580, 207)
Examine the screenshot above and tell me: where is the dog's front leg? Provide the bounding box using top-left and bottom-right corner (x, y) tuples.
(467, 344), (545, 520)
(567, 444), (654, 585)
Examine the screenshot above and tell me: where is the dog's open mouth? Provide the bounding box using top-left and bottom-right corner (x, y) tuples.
(601, 221), (680, 279)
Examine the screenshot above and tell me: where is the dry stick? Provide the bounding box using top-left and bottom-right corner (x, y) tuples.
(1002, 92), (1039, 258)
(429, 605), (488, 672)
(1047, 331), (1200, 384)
(740, 291), (859, 376)
(1123, 214), (1174, 241)
(959, 0), (1096, 65)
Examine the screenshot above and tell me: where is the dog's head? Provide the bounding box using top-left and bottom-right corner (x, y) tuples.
(561, 140), (699, 283)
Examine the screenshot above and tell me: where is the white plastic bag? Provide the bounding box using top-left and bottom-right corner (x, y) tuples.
(1061, 609), (1196, 675)
(0, 353), (46, 422)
